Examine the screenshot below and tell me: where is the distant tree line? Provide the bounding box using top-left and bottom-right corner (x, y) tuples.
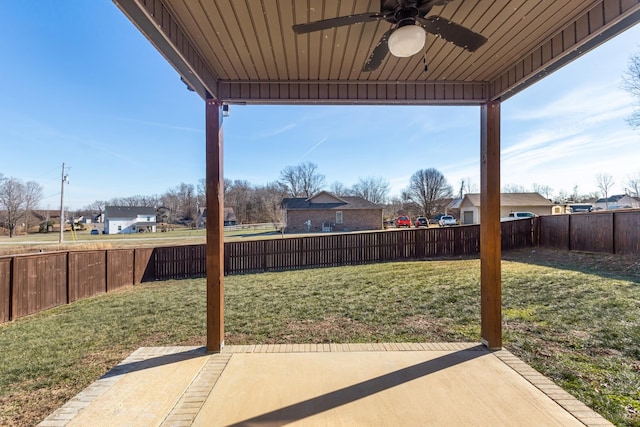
(5, 161), (640, 238)
(73, 162), (455, 226)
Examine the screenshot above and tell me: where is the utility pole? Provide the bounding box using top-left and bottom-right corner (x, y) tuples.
(59, 163), (69, 243)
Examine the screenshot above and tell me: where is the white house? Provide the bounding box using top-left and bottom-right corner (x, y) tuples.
(594, 194), (640, 210)
(459, 193), (553, 225)
(104, 206), (157, 234)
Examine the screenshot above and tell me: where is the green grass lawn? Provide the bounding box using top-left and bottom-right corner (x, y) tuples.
(1, 248), (639, 426)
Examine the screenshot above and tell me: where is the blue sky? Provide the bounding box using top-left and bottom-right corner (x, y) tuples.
(1, 2), (639, 210)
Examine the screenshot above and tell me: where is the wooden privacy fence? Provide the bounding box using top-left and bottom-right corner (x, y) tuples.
(0, 223), (534, 322)
(538, 210), (640, 254)
(2, 211), (638, 323)
(0, 248), (150, 323)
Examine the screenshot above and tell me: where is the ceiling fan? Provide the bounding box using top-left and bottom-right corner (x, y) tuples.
(292, 0), (487, 72)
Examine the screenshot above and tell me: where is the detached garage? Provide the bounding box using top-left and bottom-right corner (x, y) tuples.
(460, 193), (553, 224)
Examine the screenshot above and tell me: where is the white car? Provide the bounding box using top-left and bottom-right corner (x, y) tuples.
(438, 215), (457, 227)
(501, 212), (536, 221)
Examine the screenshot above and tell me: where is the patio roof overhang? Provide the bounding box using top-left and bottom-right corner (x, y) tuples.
(112, 0), (640, 352)
(114, 0), (640, 105)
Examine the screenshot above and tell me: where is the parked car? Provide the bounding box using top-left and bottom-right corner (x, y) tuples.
(396, 215), (411, 227)
(438, 215), (457, 227)
(429, 214), (445, 224)
(90, 229), (99, 235)
(501, 212), (537, 221)
(414, 216), (428, 227)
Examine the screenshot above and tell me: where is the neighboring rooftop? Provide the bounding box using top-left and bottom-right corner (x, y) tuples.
(463, 193), (553, 207)
(104, 206), (157, 217)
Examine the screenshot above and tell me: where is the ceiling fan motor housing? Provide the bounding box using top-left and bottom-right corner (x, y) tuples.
(381, 0), (451, 23)
(395, 7), (419, 27)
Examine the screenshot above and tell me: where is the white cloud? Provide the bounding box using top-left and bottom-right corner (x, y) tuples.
(506, 82), (633, 123)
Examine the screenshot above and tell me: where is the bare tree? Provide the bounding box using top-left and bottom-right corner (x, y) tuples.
(251, 182), (287, 225)
(108, 195), (157, 208)
(384, 195), (406, 220)
(107, 197), (128, 207)
(0, 177), (27, 237)
(626, 170), (640, 197)
(553, 189), (568, 204)
(532, 183), (554, 199)
(278, 165), (301, 197)
(329, 181), (350, 197)
(458, 178), (479, 198)
(622, 50), (640, 129)
(278, 161), (325, 198)
(23, 181), (43, 232)
(121, 196), (140, 207)
(351, 176), (389, 204)
(225, 180), (252, 223)
(405, 168), (453, 217)
(595, 173), (615, 209)
(223, 180), (288, 224)
(502, 184), (527, 193)
(84, 200), (107, 221)
(159, 188), (181, 228)
(197, 178), (207, 210)
(570, 185), (580, 202)
(176, 183), (196, 220)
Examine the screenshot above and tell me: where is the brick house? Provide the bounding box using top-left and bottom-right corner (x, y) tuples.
(281, 191), (382, 233)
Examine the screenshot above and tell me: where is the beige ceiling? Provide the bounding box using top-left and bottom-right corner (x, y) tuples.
(115, 0), (640, 105)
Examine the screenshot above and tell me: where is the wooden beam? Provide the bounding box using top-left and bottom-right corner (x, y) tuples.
(480, 101), (502, 350)
(206, 99), (224, 352)
(217, 81), (488, 105)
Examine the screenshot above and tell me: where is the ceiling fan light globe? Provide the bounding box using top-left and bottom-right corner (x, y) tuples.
(388, 25), (425, 57)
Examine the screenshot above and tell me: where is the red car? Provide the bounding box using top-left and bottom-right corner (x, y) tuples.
(396, 215), (411, 228)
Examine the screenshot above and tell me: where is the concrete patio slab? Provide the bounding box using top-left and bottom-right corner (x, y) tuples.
(39, 343), (613, 427)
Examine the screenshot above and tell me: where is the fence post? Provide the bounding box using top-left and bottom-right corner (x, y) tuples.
(567, 214), (572, 251)
(262, 240), (267, 272)
(223, 242), (230, 275)
(611, 211), (616, 254)
(65, 251), (70, 305)
(0, 257), (12, 322)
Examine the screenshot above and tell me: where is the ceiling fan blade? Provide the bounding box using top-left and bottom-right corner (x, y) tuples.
(362, 29), (393, 72)
(418, 16), (487, 52)
(293, 13), (384, 34)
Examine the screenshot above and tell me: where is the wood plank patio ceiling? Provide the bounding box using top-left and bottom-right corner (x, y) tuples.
(116, 0), (640, 104)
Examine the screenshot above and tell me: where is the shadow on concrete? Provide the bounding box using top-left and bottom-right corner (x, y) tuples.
(101, 347), (207, 379)
(227, 346), (489, 426)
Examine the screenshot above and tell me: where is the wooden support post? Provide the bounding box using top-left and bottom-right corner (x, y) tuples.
(206, 99), (224, 352)
(480, 101), (502, 350)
